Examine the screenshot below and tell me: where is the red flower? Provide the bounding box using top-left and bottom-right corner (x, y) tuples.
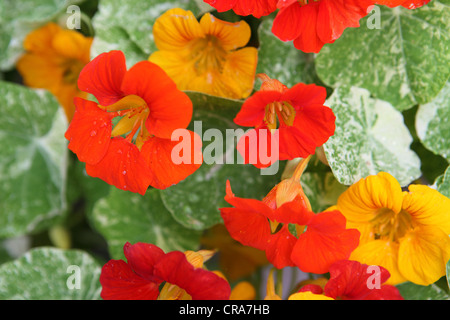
(100, 242), (231, 300)
(203, 0), (278, 18)
(298, 260), (404, 300)
(272, 0), (375, 53)
(219, 159), (360, 272)
(65, 50), (202, 194)
(234, 74), (335, 168)
(375, 0), (430, 9)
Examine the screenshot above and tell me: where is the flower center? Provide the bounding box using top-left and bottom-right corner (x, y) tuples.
(100, 95), (151, 149)
(62, 59), (85, 84)
(370, 208), (413, 242)
(188, 35), (227, 75)
(264, 101), (296, 131)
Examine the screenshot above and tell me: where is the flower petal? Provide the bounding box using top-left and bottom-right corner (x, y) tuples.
(78, 50), (126, 106)
(398, 226), (450, 286)
(140, 131), (203, 189)
(265, 225), (297, 268)
(65, 97), (112, 164)
(234, 91), (282, 127)
(85, 137), (154, 195)
(123, 242), (165, 283)
(153, 251), (231, 300)
(99, 259), (160, 300)
(121, 61), (193, 139)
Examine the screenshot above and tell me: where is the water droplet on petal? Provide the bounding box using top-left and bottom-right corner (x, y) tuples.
(122, 170), (127, 175)
(90, 130), (97, 137)
(117, 149), (123, 154)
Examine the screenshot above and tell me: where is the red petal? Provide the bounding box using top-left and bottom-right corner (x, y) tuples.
(298, 284), (324, 294)
(290, 211), (360, 274)
(121, 61), (193, 139)
(269, 197), (314, 225)
(85, 137), (154, 195)
(272, 2), (305, 41)
(65, 97), (112, 164)
(153, 251), (231, 300)
(265, 225), (297, 268)
(236, 127), (280, 168)
(123, 242), (165, 283)
(292, 3), (326, 53)
(203, 0), (238, 12)
(400, 0), (430, 8)
(78, 50), (126, 106)
(220, 181), (272, 250)
(99, 259), (160, 300)
(281, 82), (327, 107)
(140, 130), (202, 189)
(232, 0), (278, 18)
(234, 90), (282, 127)
(324, 260), (402, 300)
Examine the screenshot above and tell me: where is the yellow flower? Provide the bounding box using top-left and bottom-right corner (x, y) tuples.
(148, 8), (258, 100)
(336, 172), (450, 286)
(16, 22), (93, 121)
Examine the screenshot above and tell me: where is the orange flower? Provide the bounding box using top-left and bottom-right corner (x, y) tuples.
(148, 8), (258, 99)
(16, 22), (93, 121)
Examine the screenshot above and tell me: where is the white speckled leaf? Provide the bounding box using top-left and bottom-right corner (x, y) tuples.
(316, 2), (450, 111)
(396, 281), (450, 300)
(323, 86), (421, 186)
(91, 0), (202, 67)
(436, 165), (450, 197)
(256, 17), (317, 87)
(0, 0), (82, 71)
(91, 188), (202, 260)
(0, 81), (68, 237)
(415, 82), (450, 162)
(0, 247), (102, 300)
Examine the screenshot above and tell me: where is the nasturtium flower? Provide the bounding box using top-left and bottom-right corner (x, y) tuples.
(65, 50), (202, 195)
(16, 22), (93, 121)
(293, 260), (404, 300)
(220, 157), (359, 273)
(234, 74), (335, 168)
(148, 8), (258, 100)
(203, 0), (278, 18)
(100, 242), (231, 300)
(272, 0), (375, 53)
(376, 0), (430, 9)
(336, 172), (450, 286)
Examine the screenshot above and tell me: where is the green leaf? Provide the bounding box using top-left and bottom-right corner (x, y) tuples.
(315, 2), (450, 111)
(0, 247), (102, 299)
(0, 82), (68, 237)
(0, 0), (82, 71)
(323, 86), (421, 186)
(447, 259), (450, 291)
(396, 281), (450, 300)
(256, 17), (317, 87)
(91, 0), (203, 66)
(91, 187), (202, 260)
(436, 165), (450, 198)
(415, 82), (450, 162)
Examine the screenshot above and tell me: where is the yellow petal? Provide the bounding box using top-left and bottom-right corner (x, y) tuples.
(184, 250), (216, 268)
(398, 226), (450, 286)
(52, 28), (93, 62)
(402, 185), (450, 234)
(288, 292), (334, 300)
(350, 239), (407, 285)
(152, 8), (204, 51)
(219, 47), (258, 99)
(16, 53), (63, 91)
(337, 172), (405, 224)
(230, 281), (256, 300)
(23, 22), (61, 53)
(199, 13), (251, 51)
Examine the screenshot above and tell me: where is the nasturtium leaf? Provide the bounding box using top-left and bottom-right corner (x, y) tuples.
(0, 247), (102, 300)
(315, 2), (450, 111)
(323, 86), (421, 187)
(256, 17), (317, 87)
(396, 281), (450, 300)
(91, 0), (203, 66)
(91, 188), (202, 260)
(0, 0), (82, 71)
(416, 82), (450, 162)
(435, 165), (450, 198)
(0, 81), (68, 237)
